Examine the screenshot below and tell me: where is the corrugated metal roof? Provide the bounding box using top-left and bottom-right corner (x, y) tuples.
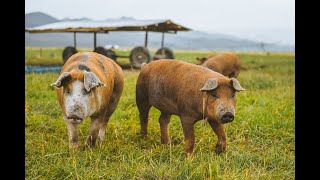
(25, 19), (191, 33)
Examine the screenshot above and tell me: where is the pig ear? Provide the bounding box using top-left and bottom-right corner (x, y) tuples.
(84, 70), (106, 91)
(51, 72), (71, 88)
(230, 78), (245, 91)
(196, 57), (207, 61)
(200, 78), (218, 92)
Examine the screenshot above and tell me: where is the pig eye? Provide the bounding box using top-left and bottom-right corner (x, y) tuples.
(83, 89), (91, 95)
(210, 91), (219, 98)
(65, 88), (71, 94)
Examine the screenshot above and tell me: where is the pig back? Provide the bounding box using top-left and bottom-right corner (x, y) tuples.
(203, 53), (240, 75)
(61, 52), (118, 84)
(138, 60), (226, 115)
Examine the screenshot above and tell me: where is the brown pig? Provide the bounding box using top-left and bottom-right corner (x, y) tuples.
(196, 53), (243, 78)
(136, 60), (244, 154)
(51, 52), (124, 148)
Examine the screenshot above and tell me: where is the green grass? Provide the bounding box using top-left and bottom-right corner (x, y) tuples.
(25, 47), (134, 66)
(25, 48), (295, 179)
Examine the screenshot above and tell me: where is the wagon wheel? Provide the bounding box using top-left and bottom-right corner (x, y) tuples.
(93, 46), (118, 61)
(153, 47), (175, 60)
(129, 46), (151, 68)
(62, 46), (78, 63)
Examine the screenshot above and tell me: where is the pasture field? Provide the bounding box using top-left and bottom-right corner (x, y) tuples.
(25, 48), (295, 179)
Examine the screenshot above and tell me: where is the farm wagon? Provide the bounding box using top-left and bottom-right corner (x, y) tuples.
(25, 19), (191, 68)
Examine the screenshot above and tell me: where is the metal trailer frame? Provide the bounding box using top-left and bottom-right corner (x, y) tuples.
(25, 19), (191, 68)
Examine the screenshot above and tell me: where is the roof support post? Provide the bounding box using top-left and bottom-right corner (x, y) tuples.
(144, 31), (148, 48)
(73, 32), (77, 49)
(161, 32), (165, 48)
(93, 32), (97, 50)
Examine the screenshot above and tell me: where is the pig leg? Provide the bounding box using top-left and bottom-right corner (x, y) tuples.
(98, 74), (123, 141)
(66, 122), (79, 149)
(86, 116), (103, 147)
(208, 120), (226, 154)
(159, 113), (171, 144)
(98, 116), (109, 142)
(98, 91), (122, 141)
(180, 117), (196, 155)
(136, 88), (151, 135)
(138, 104), (151, 135)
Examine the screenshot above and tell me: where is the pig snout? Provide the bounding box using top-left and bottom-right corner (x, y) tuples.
(65, 101), (86, 124)
(215, 103), (235, 124)
(66, 106), (85, 118)
(221, 112), (234, 123)
(67, 114), (82, 120)
(65, 114), (83, 124)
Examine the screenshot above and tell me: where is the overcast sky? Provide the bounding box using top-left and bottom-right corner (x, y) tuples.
(25, 0), (295, 45)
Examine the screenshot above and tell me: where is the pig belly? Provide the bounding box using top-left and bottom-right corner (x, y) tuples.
(149, 98), (179, 115)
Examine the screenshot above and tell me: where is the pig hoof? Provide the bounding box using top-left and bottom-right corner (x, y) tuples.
(69, 143), (79, 149)
(86, 140), (96, 148)
(214, 144), (226, 154)
(140, 131), (148, 136)
(85, 143), (95, 149)
(185, 148), (194, 156)
(86, 135), (97, 147)
(161, 138), (170, 144)
(98, 135), (105, 142)
(186, 152), (195, 158)
(161, 141), (170, 144)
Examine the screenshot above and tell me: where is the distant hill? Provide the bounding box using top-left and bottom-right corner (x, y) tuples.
(60, 17), (92, 21)
(25, 12), (59, 28)
(25, 12), (294, 52)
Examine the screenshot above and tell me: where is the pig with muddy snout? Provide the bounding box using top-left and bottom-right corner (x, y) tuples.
(136, 60), (244, 154)
(51, 52), (124, 148)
